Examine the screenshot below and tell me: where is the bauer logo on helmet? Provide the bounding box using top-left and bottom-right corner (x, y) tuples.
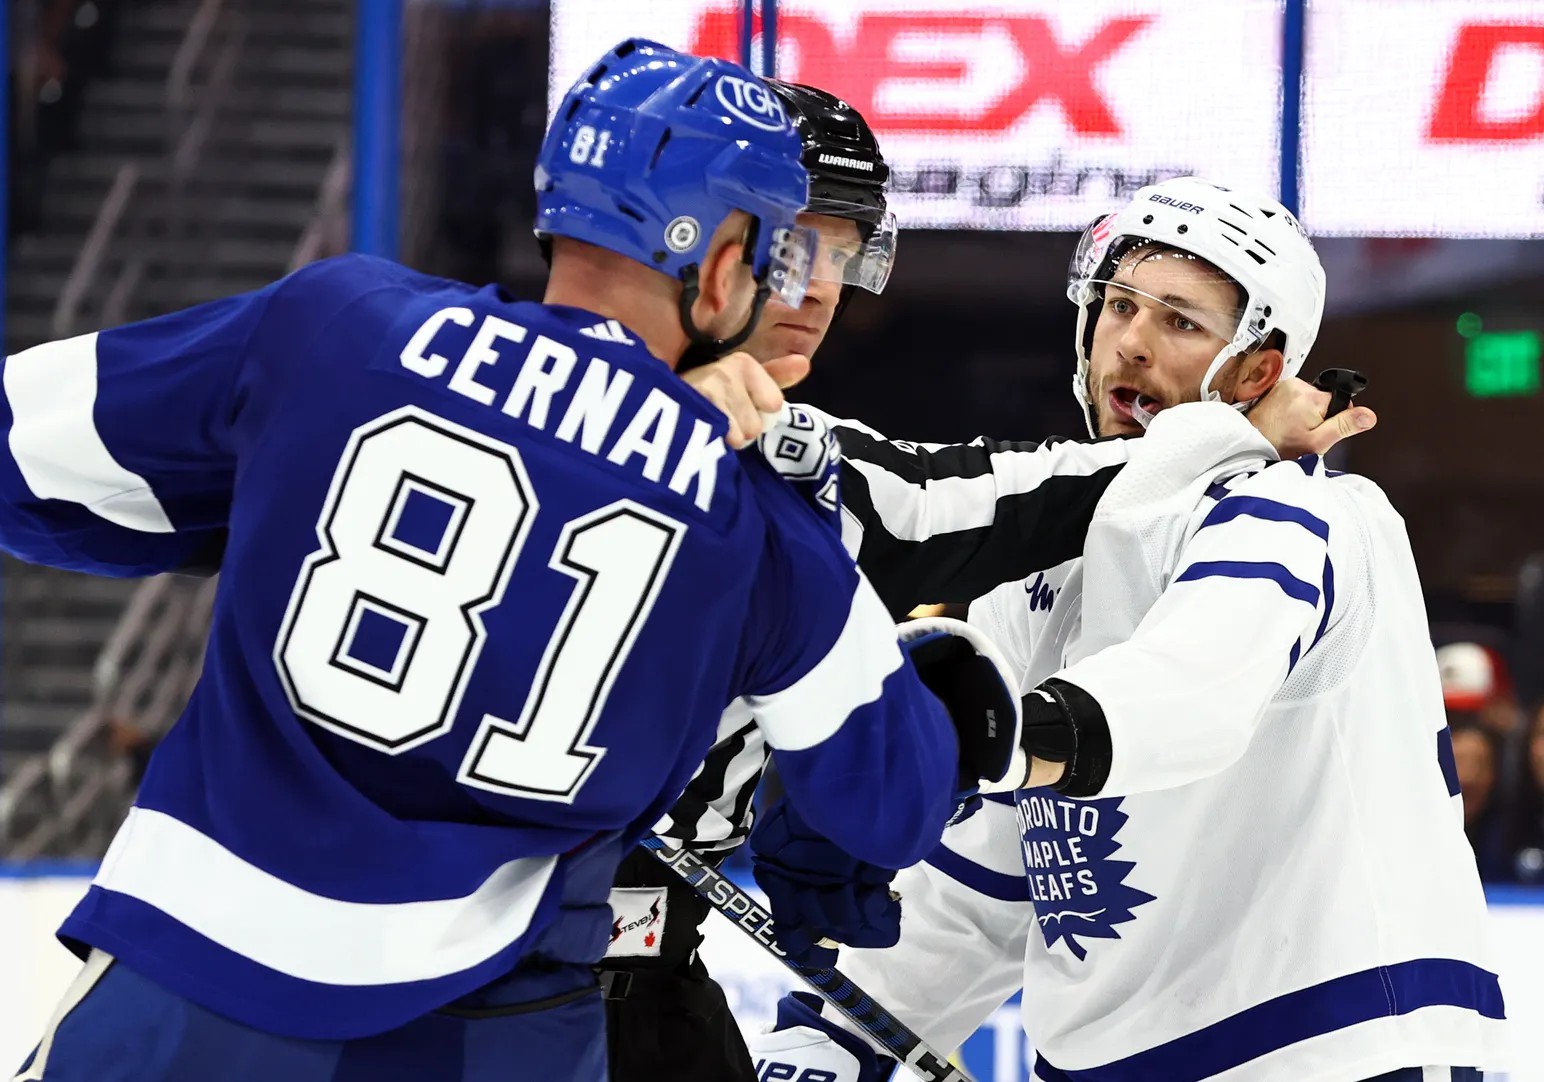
(1147, 193), (1205, 213)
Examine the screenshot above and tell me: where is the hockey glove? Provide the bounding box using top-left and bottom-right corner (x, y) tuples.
(750, 799), (902, 968)
(756, 403), (842, 526)
(746, 991), (893, 1082)
(898, 616), (1025, 823)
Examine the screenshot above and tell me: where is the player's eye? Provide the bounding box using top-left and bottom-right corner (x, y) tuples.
(1173, 316), (1200, 332)
(1108, 297), (1135, 315)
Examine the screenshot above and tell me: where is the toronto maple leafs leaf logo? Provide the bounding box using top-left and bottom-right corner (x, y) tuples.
(1014, 790), (1156, 961)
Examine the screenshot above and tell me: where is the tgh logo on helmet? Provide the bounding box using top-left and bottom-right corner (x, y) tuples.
(714, 75), (789, 132)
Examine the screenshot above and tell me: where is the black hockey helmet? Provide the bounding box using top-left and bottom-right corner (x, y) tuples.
(766, 80), (889, 230)
(765, 79), (896, 302)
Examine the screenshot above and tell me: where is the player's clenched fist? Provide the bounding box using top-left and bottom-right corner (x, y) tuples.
(683, 350), (810, 448)
(1248, 375), (1377, 458)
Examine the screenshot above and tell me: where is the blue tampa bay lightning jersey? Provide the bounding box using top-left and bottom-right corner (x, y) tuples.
(0, 255), (960, 1039)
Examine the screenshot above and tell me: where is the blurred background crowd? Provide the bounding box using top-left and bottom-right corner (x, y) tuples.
(2, 0), (1543, 884)
(9, 1), (123, 239)
(1446, 634), (1544, 885)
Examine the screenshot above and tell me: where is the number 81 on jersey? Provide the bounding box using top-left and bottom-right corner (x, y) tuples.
(273, 406), (685, 804)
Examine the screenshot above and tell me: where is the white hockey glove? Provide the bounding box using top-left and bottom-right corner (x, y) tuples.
(747, 992), (892, 1082)
(755, 403), (841, 519)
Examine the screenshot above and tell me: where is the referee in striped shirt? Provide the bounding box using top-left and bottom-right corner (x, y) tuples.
(596, 78), (1133, 1082)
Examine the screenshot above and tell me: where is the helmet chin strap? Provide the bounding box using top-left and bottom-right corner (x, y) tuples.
(1075, 378), (1100, 437)
(1071, 290), (1101, 437)
(1200, 341), (1268, 417)
(677, 267), (773, 362)
(1079, 336), (1259, 436)
(1074, 297), (1271, 436)
(1198, 343), (1235, 405)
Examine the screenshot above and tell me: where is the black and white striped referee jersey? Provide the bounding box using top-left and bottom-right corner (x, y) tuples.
(652, 413), (1133, 854)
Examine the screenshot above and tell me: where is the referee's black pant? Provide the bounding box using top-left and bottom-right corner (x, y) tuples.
(602, 956), (759, 1082)
(601, 846), (759, 1082)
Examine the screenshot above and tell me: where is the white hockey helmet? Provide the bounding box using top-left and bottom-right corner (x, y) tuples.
(1066, 177), (1327, 435)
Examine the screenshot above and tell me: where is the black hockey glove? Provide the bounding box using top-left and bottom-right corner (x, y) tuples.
(898, 616), (1024, 822)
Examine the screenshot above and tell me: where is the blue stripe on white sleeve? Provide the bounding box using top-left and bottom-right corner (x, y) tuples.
(1174, 560), (1321, 606)
(1310, 554), (1336, 650)
(1188, 485), (1340, 671)
(1056, 460), (1343, 796)
(924, 841), (1031, 902)
(1033, 958), (1502, 1082)
(1437, 727), (1461, 798)
(1198, 495), (1329, 542)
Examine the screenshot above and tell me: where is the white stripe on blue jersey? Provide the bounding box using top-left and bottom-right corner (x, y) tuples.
(5, 332), (175, 533)
(91, 808), (556, 985)
(745, 571), (904, 751)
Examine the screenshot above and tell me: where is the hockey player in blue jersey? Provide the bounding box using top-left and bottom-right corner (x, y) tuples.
(7, 40), (1025, 1082)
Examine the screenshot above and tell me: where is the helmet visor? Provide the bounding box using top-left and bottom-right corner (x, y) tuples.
(805, 206), (898, 295)
(1065, 213), (1120, 302)
(766, 224), (818, 309)
(1067, 215), (1252, 346)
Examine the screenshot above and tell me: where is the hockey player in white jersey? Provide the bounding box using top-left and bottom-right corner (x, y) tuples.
(744, 178), (1506, 1082)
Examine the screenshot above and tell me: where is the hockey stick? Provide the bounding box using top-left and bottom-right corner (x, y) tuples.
(641, 837), (977, 1082)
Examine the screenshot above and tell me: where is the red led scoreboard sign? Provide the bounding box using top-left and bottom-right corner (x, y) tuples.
(550, 0), (1544, 237)
(1303, 0), (1544, 237)
(549, 0), (1282, 231)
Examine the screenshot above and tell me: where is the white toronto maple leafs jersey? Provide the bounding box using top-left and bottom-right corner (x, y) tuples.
(836, 403), (1508, 1081)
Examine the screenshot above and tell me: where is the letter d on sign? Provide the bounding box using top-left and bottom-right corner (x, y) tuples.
(1428, 23), (1544, 142)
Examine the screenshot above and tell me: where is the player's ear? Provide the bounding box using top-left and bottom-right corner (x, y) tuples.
(1235, 346), (1285, 403)
(691, 212), (752, 330)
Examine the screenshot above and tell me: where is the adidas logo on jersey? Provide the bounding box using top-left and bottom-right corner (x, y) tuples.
(580, 319), (635, 345)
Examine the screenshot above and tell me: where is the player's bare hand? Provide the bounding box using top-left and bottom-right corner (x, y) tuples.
(1249, 377), (1377, 459)
(682, 351), (811, 448)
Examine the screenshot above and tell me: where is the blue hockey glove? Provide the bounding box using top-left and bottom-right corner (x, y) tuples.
(750, 799), (902, 968)
(745, 991), (893, 1082)
(898, 616), (1026, 824)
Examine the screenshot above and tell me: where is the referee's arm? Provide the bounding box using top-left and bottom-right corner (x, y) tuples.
(829, 419), (1132, 617)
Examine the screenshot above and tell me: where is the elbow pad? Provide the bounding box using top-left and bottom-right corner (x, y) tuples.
(1022, 678), (1112, 798)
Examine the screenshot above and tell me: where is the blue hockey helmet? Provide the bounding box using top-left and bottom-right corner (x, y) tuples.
(536, 39), (816, 353)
